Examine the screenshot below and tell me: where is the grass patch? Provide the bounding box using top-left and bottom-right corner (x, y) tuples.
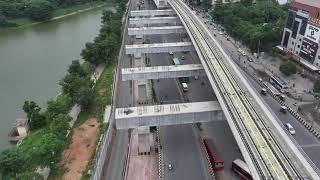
(94, 64), (115, 122)
(74, 110), (92, 127)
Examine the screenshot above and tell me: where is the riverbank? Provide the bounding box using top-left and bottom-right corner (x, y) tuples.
(3, 1), (109, 30)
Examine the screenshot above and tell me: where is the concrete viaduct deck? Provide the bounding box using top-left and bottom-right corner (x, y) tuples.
(121, 64), (205, 81)
(128, 26), (185, 35)
(115, 101), (224, 129)
(129, 17), (179, 25)
(130, 9), (175, 17)
(125, 42), (194, 54)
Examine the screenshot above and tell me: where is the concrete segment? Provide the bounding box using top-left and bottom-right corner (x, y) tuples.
(115, 101), (224, 129)
(125, 42), (194, 54)
(128, 26), (186, 35)
(130, 9), (175, 17)
(122, 64), (205, 81)
(129, 17), (179, 25)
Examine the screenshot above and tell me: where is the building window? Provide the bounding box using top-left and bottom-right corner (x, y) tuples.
(292, 42), (294, 45)
(299, 39), (301, 41)
(297, 45), (300, 48)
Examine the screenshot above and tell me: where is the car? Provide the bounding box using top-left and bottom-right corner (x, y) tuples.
(248, 57), (253, 62)
(285, 123), (296, 135)
(181, 55), (185, 60)
(213, 27), (217, 30)
(241, 51), (246, 56)
(280, 106), (287, 113)
(219, 31), (223, 35)
(168, 164), (173, 170)
(169, 51), (173, 55)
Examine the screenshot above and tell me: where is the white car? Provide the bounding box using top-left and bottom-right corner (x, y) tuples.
(169, 51), (173, 55)
(168, 164), (173, 170)
(285, 123), (296, 135)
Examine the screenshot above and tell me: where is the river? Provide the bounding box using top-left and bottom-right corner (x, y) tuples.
(0, 8), (104, 151)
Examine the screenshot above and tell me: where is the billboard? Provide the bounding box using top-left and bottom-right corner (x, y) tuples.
(299, 39), (318, 63)
(304, 24), (320, 43)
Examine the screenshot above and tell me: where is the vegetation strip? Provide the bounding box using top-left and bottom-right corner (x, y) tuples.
(0, 0), (107, 29)
(0, 0), (126, 179)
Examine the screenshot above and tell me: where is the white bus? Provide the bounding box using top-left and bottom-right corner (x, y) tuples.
(232, 159), (252, 180)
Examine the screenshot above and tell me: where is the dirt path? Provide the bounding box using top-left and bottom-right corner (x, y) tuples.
(61, 118), (99, 180)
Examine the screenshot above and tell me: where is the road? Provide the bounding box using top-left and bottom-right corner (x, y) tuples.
(195, 9), (320, 170)
(150, 33), (210, 180)
(101, 0), (137, 179)
(150, 28), (242, 179)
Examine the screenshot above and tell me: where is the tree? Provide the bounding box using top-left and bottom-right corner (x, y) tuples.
(16, 172), (43, 180)
(101, 10), (114, 24)
(49, 114), (70, 139)
(68, 60), (87, 77)
(23, 101), (46, 130)
(279, 61), (296, 76)
(59, 74), (91, 99)
(201, 0), (211, 11)
(75, 86), (95, 110)
(314, 80), (320, 93)
(19, 132), (64, 167)
(25, 0), (54, 21)
(0, 148), (25, 176)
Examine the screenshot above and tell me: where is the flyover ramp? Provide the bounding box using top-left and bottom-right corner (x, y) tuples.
(115, 101), (223, 129)
(121, 64), (205, 81)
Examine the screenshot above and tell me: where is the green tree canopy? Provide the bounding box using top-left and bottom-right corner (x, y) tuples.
(0, 148), (25, 176)
(314, 80), (320, 93)
(49, 114), (70, 139)
(210, 0), (287, 52)
(23, 101), (46, 130)
(279, 61), (297, 76)
(75, 86), (95, 110)
(59, 74), (91, 98)
(68, 60), (87, 77)
(25, 0), (54, 21)
(19, 131), (65, 167)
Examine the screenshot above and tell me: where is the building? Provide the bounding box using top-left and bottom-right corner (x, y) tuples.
(281, 0), (320, 72)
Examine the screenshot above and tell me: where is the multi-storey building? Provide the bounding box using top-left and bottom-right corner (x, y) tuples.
(281, 0), (320, 72)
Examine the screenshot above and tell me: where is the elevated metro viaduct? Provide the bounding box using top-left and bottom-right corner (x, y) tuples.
(117, 4), (320, 180)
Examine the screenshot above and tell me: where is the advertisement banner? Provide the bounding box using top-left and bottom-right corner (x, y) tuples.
(299, 39), (318, 63)
(304, 24), (320, 43)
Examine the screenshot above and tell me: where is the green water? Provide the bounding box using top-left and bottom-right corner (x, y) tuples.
(0, 8), (104, 151)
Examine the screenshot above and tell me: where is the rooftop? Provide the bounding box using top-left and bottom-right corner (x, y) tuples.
(292, 0), (320, 13)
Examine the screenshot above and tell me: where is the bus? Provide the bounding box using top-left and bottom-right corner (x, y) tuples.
(172, 57), (181, 65)
(172, 57), (189, 83)
(269, 75), (288, 91)
(203, 138), (224, 170)
(263, 81), (281, 96)
(232, 159), (252, 180)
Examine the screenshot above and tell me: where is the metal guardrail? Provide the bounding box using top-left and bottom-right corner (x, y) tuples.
(156, 127), (165, 180)
(90, 0), (132, 179)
